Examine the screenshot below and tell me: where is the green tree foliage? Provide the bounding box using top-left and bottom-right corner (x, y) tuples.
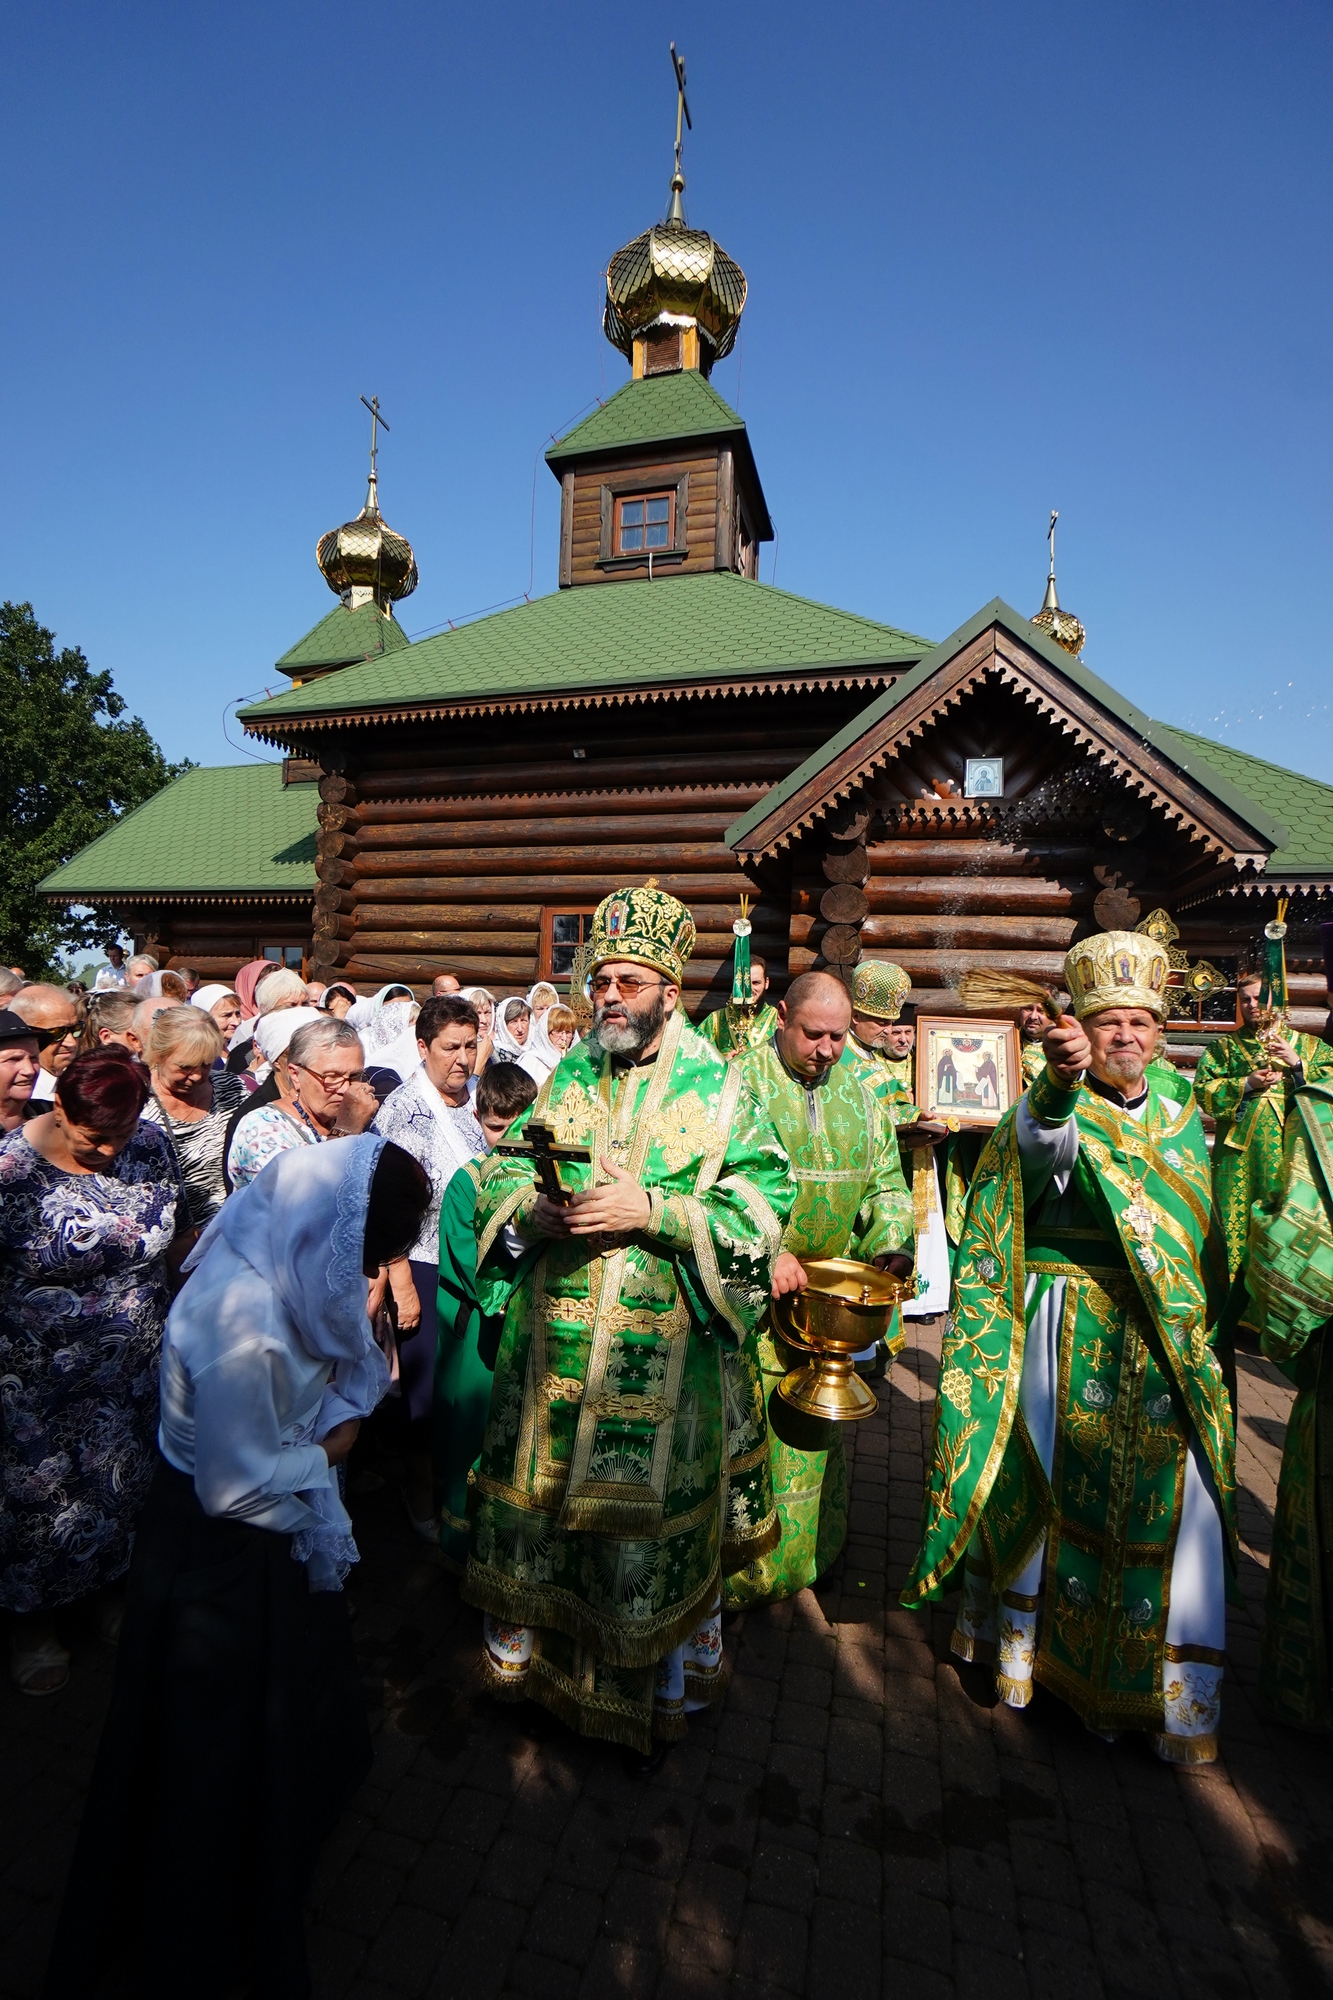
(0, 602), (187, 975)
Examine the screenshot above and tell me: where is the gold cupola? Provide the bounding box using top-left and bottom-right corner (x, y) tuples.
(603, 46), (747, 380)
(1031, 510), (1085, 656)
(316, 396), (418, 615)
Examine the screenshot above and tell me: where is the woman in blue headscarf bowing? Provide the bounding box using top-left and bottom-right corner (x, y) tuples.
(45, 1134), (430, 2000)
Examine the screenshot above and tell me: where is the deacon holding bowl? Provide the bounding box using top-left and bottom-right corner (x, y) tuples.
(461, 885), (795, 1761)
(902, 930), (1236, 1764)
(725, 971), (914, 1608)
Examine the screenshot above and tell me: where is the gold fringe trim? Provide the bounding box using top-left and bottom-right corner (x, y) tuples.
(1150, 1729), (1219, 1766)
(461, 1558), (722, 1670)
(684, 1655), (733, 1709)
(995, 1672), (1034, 1708)
(480, 1653), (531, 1701)
(559, 1489), (666, 1538)
(722, 1511), (781, 1577)
(950, 1629), (977, 1664)
(523, 1658), (658, 1755)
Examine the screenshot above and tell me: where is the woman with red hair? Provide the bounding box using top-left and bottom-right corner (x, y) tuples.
(0, 1049), (188, 1695)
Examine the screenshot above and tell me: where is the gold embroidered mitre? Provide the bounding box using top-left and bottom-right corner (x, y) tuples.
(1064, 929), (1170, 1022)
(850, 960), (911, 1022)
(587, 883), (697, 984)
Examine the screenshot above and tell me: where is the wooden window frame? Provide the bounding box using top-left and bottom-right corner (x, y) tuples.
(540, 906), (597, 981)
(597, 471), (689, 570)
(614, 489), (676, 557)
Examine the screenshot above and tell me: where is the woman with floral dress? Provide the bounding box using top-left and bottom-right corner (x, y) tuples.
(0, 1049), (187, 1694)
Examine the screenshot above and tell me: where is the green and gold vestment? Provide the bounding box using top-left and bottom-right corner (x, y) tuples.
(697, 1000), (780, 1059)
(902, 1066), (1237, 1734)
(724, 1042), (914, 1609)
(462, 1009), (795, 1751)
(1246, 1080), (1333, 1730)
(1195, 1028), (1333, 1276)
(433, 1162), (496, 1574)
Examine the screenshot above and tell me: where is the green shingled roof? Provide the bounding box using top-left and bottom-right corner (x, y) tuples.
(545, 372), (746, 464)
(238, 571), (931, 731)
(275, 601), (411, 675)
(1150, 726), (1333, 877)
(39, 764), (318, 898)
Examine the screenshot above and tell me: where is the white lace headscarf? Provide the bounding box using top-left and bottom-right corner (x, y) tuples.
(347, 984), (421, 1081)
(177, 1134), (393, 1586)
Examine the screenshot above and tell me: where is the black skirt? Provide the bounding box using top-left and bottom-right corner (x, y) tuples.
(44, 1457), (372, 2000)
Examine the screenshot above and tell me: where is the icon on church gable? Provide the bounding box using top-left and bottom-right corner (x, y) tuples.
(964, 758), (1004, 798)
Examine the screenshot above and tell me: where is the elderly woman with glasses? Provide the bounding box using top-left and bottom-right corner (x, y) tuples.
(225, 1017), (379, 1189)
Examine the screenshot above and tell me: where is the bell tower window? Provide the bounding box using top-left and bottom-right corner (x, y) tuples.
(616, 492), (675, 555)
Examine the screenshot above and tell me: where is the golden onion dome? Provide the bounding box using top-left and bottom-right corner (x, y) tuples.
(604, 172), (747, 366)
(316, 471), (418, 609)
(1032, 574), (1085, 657)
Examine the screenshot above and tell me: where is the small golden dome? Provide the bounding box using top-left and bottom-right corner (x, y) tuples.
(317, 471), (418, 610)
(604, 174), (747, 367)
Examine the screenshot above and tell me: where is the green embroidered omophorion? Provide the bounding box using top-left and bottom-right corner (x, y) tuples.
(724, 1042), (913, 1608)
(1246, 1080), (1333, 1731)
(461, 1008), (795, 1752)
(697, 1000), (780, 1060)
(1195, 1028), (1333, 1276)
(901, 1064), (1236, 1738)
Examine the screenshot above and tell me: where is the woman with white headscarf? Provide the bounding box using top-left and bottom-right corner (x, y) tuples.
(518, 1003), (579, 1086)
(44, 1136), (431, 2000)
(488, 995), (531, 1066)
(461, 986), (495, 1068)
(347, 983), (421, 1084)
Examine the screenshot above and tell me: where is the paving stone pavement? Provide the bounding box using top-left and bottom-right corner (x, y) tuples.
(4, 1320), (1333, 1998)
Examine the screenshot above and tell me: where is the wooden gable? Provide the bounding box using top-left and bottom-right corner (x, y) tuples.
(726, 604), (1316, 1021)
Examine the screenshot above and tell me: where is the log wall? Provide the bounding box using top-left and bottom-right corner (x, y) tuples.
(310, 686), (876, 1004)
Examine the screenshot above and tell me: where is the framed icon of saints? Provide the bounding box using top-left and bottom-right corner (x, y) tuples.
(915, 1016), (1021, 1129)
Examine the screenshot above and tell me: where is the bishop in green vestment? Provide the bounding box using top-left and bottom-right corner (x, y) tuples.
(725, 972), (914, 1608)
(462, 886), (795, 1754)
(1246, 1078), (1333, 1730)
(1194, 969), (1333, 1278)
(903, 930), (1236, 1763)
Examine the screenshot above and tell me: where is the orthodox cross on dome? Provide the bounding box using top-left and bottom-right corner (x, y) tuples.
(1032, 507), (1086, 657)
(667, 43), (692, 224)
(359, 393), (390, 509)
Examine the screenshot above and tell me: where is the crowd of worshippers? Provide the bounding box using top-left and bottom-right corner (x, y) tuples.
(5, 895), (1333, 1996)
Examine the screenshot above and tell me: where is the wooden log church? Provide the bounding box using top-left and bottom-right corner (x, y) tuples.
(44, 145), (1333, 1029)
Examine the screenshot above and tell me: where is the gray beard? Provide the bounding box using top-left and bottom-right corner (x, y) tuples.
(1098, 1050), (1146, 1090)
(590, 992), (665, 1058)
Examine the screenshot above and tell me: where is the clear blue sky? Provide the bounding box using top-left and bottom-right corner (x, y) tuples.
(4, 3), (1330, 778)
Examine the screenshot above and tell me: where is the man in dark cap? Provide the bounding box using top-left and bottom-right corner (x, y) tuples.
(0, 1010), (45, 1132)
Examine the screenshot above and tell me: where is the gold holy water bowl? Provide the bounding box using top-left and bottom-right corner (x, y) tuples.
(774, 1256), (915, 1422)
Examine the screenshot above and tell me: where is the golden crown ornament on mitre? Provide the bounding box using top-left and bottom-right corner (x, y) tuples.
(1063, 930), (1171, 1022)
(587, 881), (697, 985)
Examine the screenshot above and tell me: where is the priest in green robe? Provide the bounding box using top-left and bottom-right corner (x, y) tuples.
(434, 1062), (539, 1574)
(697, 905), (779, 1058)
(903, 928), (1237, 1763)
(725, 971), (914, 1607)
(1246, 1077), (1333, 1730)
(847, 961), (916, 1115)
(1194, 968), (1333, 1278)
(461, 884), (796, 1756)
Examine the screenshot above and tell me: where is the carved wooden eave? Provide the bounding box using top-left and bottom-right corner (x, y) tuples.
(41, 890), (314, 909)
(241, 664), (911, 752)
(726, 604), (1286, 873)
